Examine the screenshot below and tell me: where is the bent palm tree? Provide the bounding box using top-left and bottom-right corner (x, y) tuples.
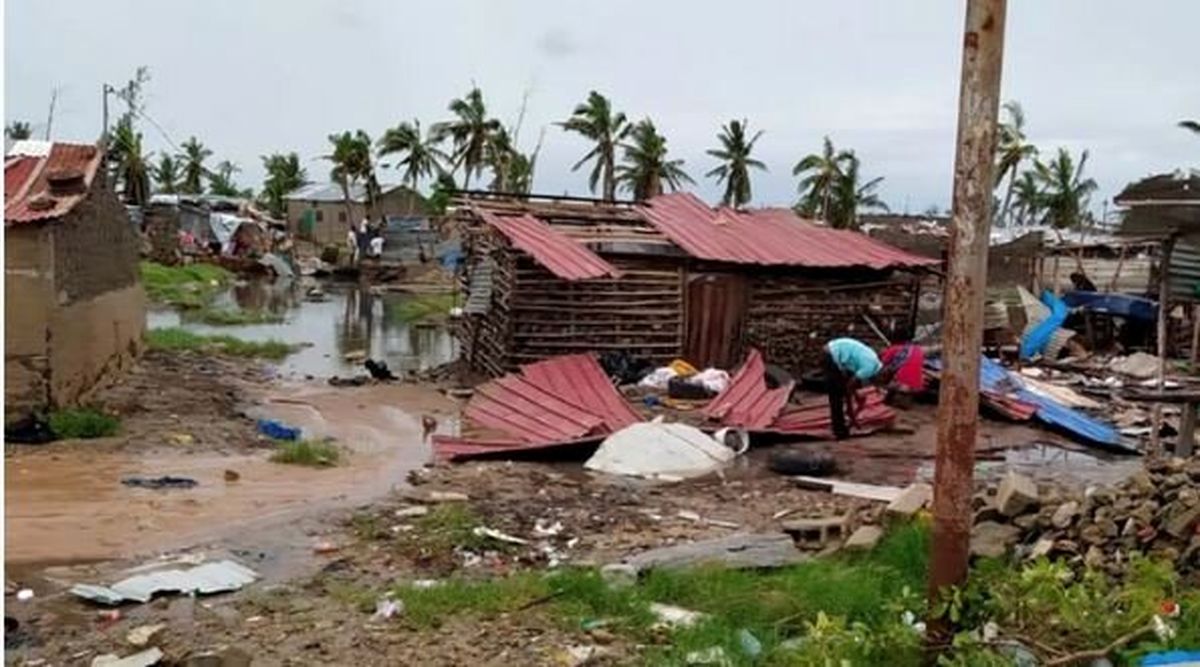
(559, 91), (631, 200)
(111, 118), (150, 206)
(324, 131), (376, 226)
(1033, 148), (1097, 229)
(705, 119), (766, 208)
(827, 153), (888, 230)
(615, 119), (693, 200)
(995, 101), (1038, 227)
(151, 153), (181, 194)
(432, 88), (501, 190)
(1010, 170), (1043, 228)
(179, 137), (212, 194)
(260, 152), (307, 218)
(793, 136), (853, 221)
(378, 120), (447, 190)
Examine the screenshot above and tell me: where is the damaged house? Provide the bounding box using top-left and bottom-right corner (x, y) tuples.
(5, 141), (145, 419)
(453, 192), (938, 377)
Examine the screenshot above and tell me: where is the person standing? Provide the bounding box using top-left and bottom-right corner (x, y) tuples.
(822, 337), (889, 440)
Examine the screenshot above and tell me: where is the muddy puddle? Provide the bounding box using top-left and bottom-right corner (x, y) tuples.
(147, 279), (458, 379)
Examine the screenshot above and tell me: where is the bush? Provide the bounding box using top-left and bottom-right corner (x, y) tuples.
(48, 408), (120, 439)
(270, 439), (340, 466)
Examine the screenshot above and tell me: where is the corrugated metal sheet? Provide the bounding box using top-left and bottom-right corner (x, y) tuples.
(431, 435), (597, 462)
(477, 209), (623, 281)
(1171, 240), (1200, 300)
(640, 192), (939, 270)
(464, 259), (494, 315)
(283, 181), (406, 203)
(1040, 256), (1153, 294)
(5, 142), (104, 225)
(702, 348), (794, 430)
(769, 388), (894, 437)
(520, 354), (642, 432)
(71, 560), (258, 605)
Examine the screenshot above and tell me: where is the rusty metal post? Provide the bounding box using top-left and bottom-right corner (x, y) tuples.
(927, 0), (1007, 643)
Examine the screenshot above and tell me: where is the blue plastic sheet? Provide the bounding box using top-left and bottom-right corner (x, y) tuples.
(1020, 290), (1068, 360)
(1142, 651), (1200, 666)
(1062, 290), (1158, 322)
(256, 419), (300, 441)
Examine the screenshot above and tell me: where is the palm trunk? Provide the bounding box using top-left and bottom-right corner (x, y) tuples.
(999, 167), (1018, 229)
(603, 158), (615, 201)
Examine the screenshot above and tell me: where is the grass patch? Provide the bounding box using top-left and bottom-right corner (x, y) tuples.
(410, 504), (494, 553)
(140, 261), (233, 308)
(270, 439), (341, 467)
(187, 308), (285, 326)
(386, 292), (456, 323)
(48, 408), (120, 439)
(146, 327), (294, 360)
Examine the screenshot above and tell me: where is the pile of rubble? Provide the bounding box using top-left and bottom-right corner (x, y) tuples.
(972, 461), (1200, 576)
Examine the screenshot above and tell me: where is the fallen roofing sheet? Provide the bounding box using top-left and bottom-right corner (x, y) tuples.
(769, 388), (895, 437)
(5, 142), (104, 225)
(431, 435), (599, 463)
(476, 208), (622, 281)
(701, 348), (793, 430)
(71, 560), (258, 605)
(927, 356), (1131, 453)
(436, 353), (640, 462)
(640, 192), (939, 270)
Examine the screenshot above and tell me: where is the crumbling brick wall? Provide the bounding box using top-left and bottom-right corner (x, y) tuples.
(52, 182), (139, 304)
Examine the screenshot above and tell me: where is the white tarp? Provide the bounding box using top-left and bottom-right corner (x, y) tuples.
(584, 419), (739, 480)
(208, 212), (251, 245)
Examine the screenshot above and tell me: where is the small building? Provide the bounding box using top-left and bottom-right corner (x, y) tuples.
(5, 141), (145, 419)
(453, 192), (938, 377)
(284, 182), (425, 247)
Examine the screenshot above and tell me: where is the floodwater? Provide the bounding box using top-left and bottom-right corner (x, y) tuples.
(7, 280), (462, 570)
(147, 279), (458, 379)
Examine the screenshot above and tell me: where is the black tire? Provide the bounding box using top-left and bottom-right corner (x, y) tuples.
(768, 449), (837, 476)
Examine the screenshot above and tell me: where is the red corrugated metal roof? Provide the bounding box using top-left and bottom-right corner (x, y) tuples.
(520, 354), (642, 432)
(5, 142), (103, 225)
(640, 192), (939, 270)
(769, 388), (895, 437)
(701, 348), (794, 429)
(476, 208), (623, 281)
(431, 434), (598, 463)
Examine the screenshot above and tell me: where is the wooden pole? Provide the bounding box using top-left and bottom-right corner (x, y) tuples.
(1151, 235), (1176, 457)
(927, 0), (1007, 647)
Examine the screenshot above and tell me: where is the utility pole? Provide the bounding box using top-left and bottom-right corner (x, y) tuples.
(45, 87), (60, 140)
(927, 0), (1007, 646)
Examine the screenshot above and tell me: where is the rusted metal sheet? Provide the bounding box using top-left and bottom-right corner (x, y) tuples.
(431, 435), (600, 463)
(685, 273), (746, 369)
(520, 354), (641, 432)
(465, 375), (606, 442)
(641, 192), (939, 270)
(5, 143), (104, 225)
(702, 348), (793, 430)
(929, 0), (1007, 633)
(475, 208), (622, 281)
(769, 388), (895, 437)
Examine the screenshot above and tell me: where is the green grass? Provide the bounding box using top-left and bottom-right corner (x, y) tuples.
(386, 293), (456, 323)
(410, 504), (495, 553)
(48, 408), (120, 439)
(270, 439), (341, 466)
(146, 327), (294, 360)
(186, 308), (285, 326)
(140, 261), (233, 308)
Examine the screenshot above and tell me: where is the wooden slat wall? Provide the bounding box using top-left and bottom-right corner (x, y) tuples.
(456, 229), (515, 378)
(504, 256), (685, 370)
(744, 274), (919, 374)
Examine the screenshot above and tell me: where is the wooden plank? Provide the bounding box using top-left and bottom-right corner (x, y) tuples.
(791, 476), (904, 503)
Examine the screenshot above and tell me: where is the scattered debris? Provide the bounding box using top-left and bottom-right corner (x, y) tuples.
(313, 541), (340, 554)
(1110, 352), (1162, 380)
(792, 476), (905, 503)
(584, 419), (742, 480)
(223, 469), (240, 483)
(15, 588), (34, 601)
(782, 516), (849, 550)
(684, 647), (729, 665)
(885, 483), (933, 520)
(393, 505), (430, 519)
(255, 418), (300, 441)
(844, 525), (885, 551)
(995, 471), (1040, 517)
(649, 603), (706, 628)
(472, 526), (528, 545)
(371, 597), (403, 621)
(125, 624), (165, 648)
(71, 560), (258, 605)
(90, 648), (164, 667)
(121, 476), (198, 490)
(400, 489), (470, 504)
(622, 533), (805, 573)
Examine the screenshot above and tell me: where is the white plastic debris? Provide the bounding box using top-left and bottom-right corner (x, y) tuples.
(16, 588), (34, 601)
(472, 526), (528, 545)
(90, 648), (164, 667)
(372, 597), (403, 621)
(533, 519), (564, 537)
(585, 419), (741, 480)
(650, 602), (705, 628)
(684, 647), (729, 665)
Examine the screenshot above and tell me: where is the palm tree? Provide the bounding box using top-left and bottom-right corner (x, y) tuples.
(1032, 148), (1098, 229)
(793, 136), (853, 221)
(1180, 120), (1200, 136)
(260, 152), (307, 218)
(705, 119), (766, 208)
(324, 131), (376, 225)
(559, 91), (631, 201)
(1010, 170), (1043, 228)
(378, 119), (447, 190)
(5, 121), (32, 140)
(179, 137), (212, 194)
(208, 160), (243, 197)
(151, 153), (181, 194)
(995, 102), (1038, 228)
(111, 118), (150, 206)
(827, 153), (888, 229)
(615, 119), (693, 200)
(432, 87), (501, 190)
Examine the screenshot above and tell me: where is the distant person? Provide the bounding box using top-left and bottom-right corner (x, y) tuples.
(822, 337), (895, 440)
(369, 234), (384, 258)
(879, 342), (926, 407)
(346, 228), (358, 264)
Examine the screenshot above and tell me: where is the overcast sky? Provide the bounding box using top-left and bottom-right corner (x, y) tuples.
(6, 1), (1198, 213)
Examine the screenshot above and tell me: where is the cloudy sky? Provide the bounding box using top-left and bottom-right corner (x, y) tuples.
(7, 1), (1198, 213)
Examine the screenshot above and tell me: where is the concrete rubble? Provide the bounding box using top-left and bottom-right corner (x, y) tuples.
(970, 461), (1200, 576)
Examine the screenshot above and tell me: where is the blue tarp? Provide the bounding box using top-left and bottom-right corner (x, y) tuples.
(1142, 651), (1200, 666)
(1062, 290), (1158, 322)
(1020, 290), (1068, 360)
(928, 356), (1135, 454)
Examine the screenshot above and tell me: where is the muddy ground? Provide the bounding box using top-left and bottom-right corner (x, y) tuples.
(4, 348), (1146, 665)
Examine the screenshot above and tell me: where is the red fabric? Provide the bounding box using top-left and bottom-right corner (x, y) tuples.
(881, 344), (925, 392)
